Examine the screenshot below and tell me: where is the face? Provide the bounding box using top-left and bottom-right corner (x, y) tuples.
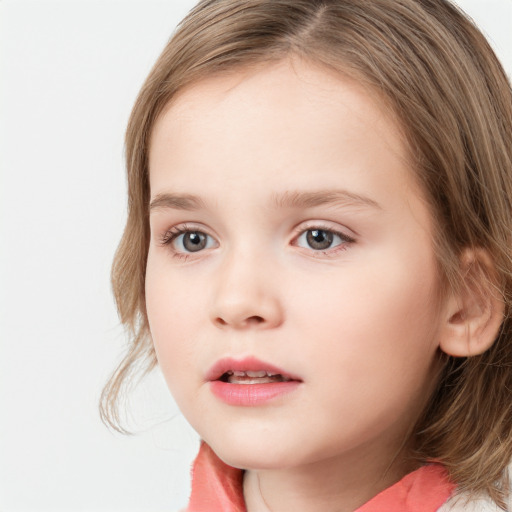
(146, 59), (446, 473)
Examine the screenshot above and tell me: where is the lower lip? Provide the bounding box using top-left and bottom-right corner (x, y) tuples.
(209, 380), (301, 406)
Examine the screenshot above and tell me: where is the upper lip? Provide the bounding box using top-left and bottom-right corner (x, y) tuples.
(206, 356), (302, 382)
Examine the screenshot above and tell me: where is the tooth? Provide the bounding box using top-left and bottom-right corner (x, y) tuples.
(245, 370), (267, 378)
(229, 377), (277, 384)
(233, 371), (246, 377)
(227, 373), (289, 384)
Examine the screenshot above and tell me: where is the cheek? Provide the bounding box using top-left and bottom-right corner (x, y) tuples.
(145, 252), (202, 390)
(291, 250), (442, 389)
(285, 264), (442, 449)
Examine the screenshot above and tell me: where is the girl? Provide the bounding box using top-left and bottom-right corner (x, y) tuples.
(100, 0), (512, 510)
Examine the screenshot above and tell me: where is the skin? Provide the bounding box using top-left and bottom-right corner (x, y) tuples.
(146, 58), (449, 512)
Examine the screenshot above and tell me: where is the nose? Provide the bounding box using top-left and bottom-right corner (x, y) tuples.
(209, 250), (284, 330)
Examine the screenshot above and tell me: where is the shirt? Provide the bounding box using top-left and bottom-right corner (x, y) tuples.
(184, 442), (460, 512)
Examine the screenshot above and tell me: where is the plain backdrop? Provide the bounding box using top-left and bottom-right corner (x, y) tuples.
(0, 1), (511, 511)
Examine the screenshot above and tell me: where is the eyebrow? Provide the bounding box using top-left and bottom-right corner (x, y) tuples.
(149, 189), (381, 212)
(270, 189), (382, 211)
(149, 193), (207, 212)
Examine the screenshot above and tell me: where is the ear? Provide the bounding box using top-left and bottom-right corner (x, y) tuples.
(439, 248), (505, 357)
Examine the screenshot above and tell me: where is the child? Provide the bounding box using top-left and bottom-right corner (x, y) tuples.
(100, 0), (512, 510)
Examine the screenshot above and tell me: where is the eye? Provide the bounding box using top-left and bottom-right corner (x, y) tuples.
(295, 228), (353, 251)
(161, 227), (217, 254)
(177, 231), (210, 252)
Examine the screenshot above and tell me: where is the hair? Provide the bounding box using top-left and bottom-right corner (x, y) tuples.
(100, 0), (512, 506)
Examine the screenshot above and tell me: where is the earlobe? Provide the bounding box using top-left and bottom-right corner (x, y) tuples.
(439, 248), (505, 357)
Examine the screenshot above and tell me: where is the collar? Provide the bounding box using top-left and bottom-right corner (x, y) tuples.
(186, 441), (456, 512)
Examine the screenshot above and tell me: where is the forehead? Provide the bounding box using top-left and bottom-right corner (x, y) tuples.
(148, 58), (421, 210)
(158, 59), (386, 119)
(151, 58), (408, 156)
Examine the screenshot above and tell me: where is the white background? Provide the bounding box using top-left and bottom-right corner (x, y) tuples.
(0, 1), (511, 510)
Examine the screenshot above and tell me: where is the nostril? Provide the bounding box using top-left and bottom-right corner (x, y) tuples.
(246, 315), (264, 325)
(214, 315), (265, 328)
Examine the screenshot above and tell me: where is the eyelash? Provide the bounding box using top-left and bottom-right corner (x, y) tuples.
(159, 224), (209, 261)
(291, 224), (355, 256)
(159, 223), (355, 261)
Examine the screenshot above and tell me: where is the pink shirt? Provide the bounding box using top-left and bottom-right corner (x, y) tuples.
(185, 442), (456, 512)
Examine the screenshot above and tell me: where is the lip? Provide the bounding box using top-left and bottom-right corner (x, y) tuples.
(206, 356), (302, 382)
(206, 356), (302, 406)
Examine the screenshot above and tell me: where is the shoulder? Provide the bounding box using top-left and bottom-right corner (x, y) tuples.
(438, 492), (508, 512)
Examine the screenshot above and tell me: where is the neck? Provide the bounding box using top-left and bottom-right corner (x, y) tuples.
(243, 438), (418, 512)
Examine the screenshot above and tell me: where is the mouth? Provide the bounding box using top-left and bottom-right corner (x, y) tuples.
(206, 356), (302, 384)
(219, 370), (293, 384)
(207, 356), (302, 406)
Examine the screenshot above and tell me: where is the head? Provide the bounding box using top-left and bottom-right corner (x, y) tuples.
(101, 0), (512, 505)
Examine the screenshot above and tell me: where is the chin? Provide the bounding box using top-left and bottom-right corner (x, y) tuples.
(201, 427), (316, 471)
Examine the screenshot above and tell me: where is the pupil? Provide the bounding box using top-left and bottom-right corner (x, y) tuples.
(307, 229), (333, 250)
(184, 232), (206, 252)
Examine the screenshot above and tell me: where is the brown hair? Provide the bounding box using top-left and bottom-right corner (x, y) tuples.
(100, 0), (512, 505)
